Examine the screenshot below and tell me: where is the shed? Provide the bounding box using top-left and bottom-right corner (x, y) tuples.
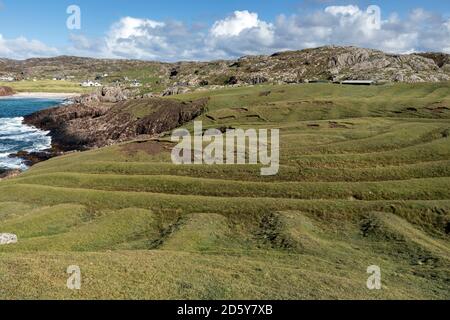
(341, 80), (376, 86)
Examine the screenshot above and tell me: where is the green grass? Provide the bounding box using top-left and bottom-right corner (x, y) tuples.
(0, 83), (449, 299)
(0, 80), (93, 93)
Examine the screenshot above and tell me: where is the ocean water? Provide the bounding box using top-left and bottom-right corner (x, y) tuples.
(0, 98), (63, 170)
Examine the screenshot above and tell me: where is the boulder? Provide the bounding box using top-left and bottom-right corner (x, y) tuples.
(100, 86), (129, 103)
(9, 150), (54, 166)
(162, 86), (190, 96)
(0, 86), (14, 97)
(0, 233), (18, 245)
(74, 86), (130, 105)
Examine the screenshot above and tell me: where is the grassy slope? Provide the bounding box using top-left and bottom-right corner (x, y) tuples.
(0, 80), (93, 93)
(0, 83), (449, 299)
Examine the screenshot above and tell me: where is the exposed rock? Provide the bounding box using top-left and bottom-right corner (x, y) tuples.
(248, 76), (268, 85)
(328, 48), (371, 69)
(162, 86), (190, 96)
(74, 86), (130, 105)
(0, 86), (14, 96)
(0, 233), (18, 245)
(9, 150), (55, 166)
(225, 76), (239, 85)
(394, 73), (405, 82)
(1, 46), (450, 93)
(0, 46), (450, 89)
(0, 169), (21, 180)
(24, 97), (209, 151)
(416, 52), (450, 68)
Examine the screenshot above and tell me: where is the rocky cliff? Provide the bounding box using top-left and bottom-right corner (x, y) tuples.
(24, 97), (208, 151)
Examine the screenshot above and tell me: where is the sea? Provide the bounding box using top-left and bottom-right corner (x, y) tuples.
(0, 97), (64, 170)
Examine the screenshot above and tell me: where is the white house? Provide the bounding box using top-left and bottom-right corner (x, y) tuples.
(0, 76), (15, 82)
(81, 80), (102, 87)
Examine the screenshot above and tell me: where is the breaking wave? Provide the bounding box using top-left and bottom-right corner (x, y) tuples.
(0, 117), (51, 170)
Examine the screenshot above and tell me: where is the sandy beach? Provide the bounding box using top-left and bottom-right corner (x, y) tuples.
(0, 92), (80, 99)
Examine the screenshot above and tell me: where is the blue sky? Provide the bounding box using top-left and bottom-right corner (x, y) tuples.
(0, 0), (450, 60)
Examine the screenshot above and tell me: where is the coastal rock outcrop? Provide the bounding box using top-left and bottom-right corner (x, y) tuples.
(0, 169), (21, 180)
(9, 151), (55, 166)
(74, 86), (131, 105)
(24, 97), (209, 151)
(0, 86), (14, 96)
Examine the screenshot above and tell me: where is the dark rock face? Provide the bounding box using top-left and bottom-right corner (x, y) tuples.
(225, 76), (238, 85)
(0, 169), (21, 180)
(170, 68), (179, 77)
(9, 151), (55, 166)
(24, 97), (209, 151)
(0, 86), (14, 96)
(417, 53), (450, 68)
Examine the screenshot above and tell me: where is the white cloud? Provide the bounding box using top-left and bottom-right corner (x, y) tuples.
(105, 16), (169, 59)
(56, 6), (450, 61)
(211, 10), (268, 37)
(2, 6), (450, 61)
(325, 5), (360, 17)
(208, 10), (275, 57)
(0, 34), (58, 59)
(444, 20), (450, 32)
(83, 16), (208, 61)
(271, 5), (450, 55)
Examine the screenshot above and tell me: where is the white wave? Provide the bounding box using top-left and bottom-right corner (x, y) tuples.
(0, 117), (52, 170)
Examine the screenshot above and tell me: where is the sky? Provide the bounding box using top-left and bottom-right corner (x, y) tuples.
(0, 0), (449, 61)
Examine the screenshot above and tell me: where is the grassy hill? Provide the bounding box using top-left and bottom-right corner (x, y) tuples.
(0, 80), (93, 93)
(2, 47), (450, 94)
(0, 82), (449, 299)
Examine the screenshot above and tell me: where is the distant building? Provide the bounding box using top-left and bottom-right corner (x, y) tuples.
(341, 80), (376, 86)
(81, 80), (102, 87)
(0, 76), (15, 82)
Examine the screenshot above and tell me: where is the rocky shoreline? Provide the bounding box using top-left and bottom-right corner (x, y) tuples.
(15, 87), (208, 166)
(0, 168), (21, 180)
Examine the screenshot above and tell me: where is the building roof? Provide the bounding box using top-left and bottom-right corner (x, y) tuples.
(341, 80), (376, 85)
